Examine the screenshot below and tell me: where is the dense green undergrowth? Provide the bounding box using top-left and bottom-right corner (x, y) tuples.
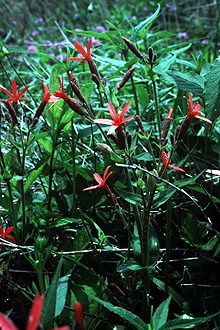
(0, 2), (220, 329)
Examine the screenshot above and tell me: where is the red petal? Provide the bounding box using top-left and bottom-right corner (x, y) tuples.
(74, 43), (88, 58)
(94, 119), (113, 125)
(93, 173), (103, 184)
(26, 293), (44, 330)
(11, 80), (17, 96)
(74, 302), (84, 327)
(168, 164), (185, 172)
(0, 85), (13, 97)
(66, 57), (86, 61)
(16, 85), (29, 100)
(108, 103), (117, 119)
(83, 184), (100, 191)
(120, 102), (131, 118)
(195, 115), (212, 124)
(5, 226), (14, 235)
(0, 312), (18, 330)
(121, 114), (134, 124)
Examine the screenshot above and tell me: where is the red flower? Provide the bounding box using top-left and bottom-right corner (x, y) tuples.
(185, 93), (212, 124)
(0, 80), (29, 104)
(94, 102), (134, 135)
(159, 151), (185, 175)
(74, 302), (85, 330)
(83, 166), (113, 191)
(0, 226), (16, 243)
(0, 293), (70, 330)
(42, 83), (61, 104)
(67, 40), (92, 62)
(26, 293), (44, 330)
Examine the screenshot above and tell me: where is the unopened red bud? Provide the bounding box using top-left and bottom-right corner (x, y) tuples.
(5, 113), (12, 124)
(148, 47), (153, 62)
(176, 118), (191, 141)
(116, 67), (136, 90)
(161, 109), (173, 142)
(6, 102), (19, 126)
(74, 302), (84, 330)
(88, 59), (100, 80)
(70, 81), (87, 104)
(97, 143), (112, 154)
(102, 77), (107, 86)
(108, 132), (119, 145)
(122, 37), (145, 62)
(65, 98), (85, 116)
(135, 115), (145, 132)
(92, 74), (100, 88)
(31, 100), (47, 127)
(116, 125), (126, 150)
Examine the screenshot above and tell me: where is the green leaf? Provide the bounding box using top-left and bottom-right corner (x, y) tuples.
(180, 214), (208, 247)
(130, 4), (161, 41)
(154, 54), (176, 74)
(115, 188), (143, 206)
(166, 71), (204, 96)
(152, 278), (186, 309)
(55, 274), (71, 317)
(24, 163), (46, 193)
(153, 187), (176, 208)
(153, 295), (172, 330)
(158, 312), (219, 330)
(41, 257), (63, 329)
(117, 260), (144, 273)
(204, 58), (220, 121)
(88, 295), (148, 330)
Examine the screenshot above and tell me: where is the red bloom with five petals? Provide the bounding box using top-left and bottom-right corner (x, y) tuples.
(67, 40), (93, 62)
(83, 166), (113, 191)
(94, 102), (134, 135)
(0, 226), (16, 243)
(159, 151), (185, 176)
(185, 93), (212, 123)
(0, 80), (29, 105)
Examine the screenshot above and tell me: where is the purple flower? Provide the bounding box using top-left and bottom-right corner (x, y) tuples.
(31, 30), (39, 36)
(210, 29), (216, 35)
(166, 2), (177, 12)
(95, 26), (105, 33)
(28, 45), (37, 52)
(36, 17), (44, 23)
(201, 39), (209, 44)
(91, 39), (100, 47)
(179, 32), (188, 39)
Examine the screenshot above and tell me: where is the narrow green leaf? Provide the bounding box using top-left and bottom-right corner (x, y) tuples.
(41, 257), (63, 329)
(55, 274), (71, 317)
(152, 278), (186, 309)
(131, 4), (161, 41)
(204, 58), (220, 121)
(115, 188), (143, 206)
(89, 295), (148, 330)
(24, 163), (46, 193)
(153, 295), (172, 330)
(158, 312), (219, 330)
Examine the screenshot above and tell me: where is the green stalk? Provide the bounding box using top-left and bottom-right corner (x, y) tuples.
(165, 198), (172, 293)
(47, 134), (58, 211)
(71, 120), (77, 215)
(151, 77), (161, 137)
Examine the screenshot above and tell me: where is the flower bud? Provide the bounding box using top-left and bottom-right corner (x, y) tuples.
(97, 143), (112, 154)
(122, 37), (145, 62)
(6, 102), (19, 126)
(65, 97), (85, 116)
(116, 67), (136, 90)
(70, 81), (87, 104)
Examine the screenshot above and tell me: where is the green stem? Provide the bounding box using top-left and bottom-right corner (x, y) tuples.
(71, 120), (77, 215)
(165, 198), (172, 293)
(47, 135), (58, 211)
(151, 77), (161, 139)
